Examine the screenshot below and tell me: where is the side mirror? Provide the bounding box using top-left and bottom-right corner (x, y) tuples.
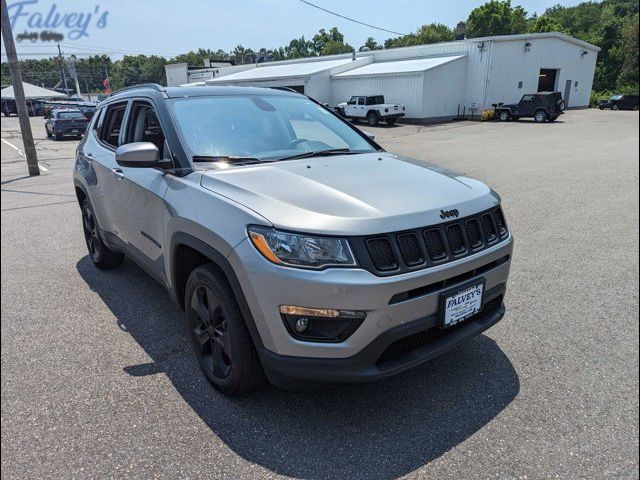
(363, 131), (375, 141)
(115, 142), (169, 168)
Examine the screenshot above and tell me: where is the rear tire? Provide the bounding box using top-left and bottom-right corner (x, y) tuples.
(534, 110), (548, 123)
(185, 265), (265, 395)
(81, 199), (124, 269)
(598, 105), (605, 110)
(366, 111), (379, 127)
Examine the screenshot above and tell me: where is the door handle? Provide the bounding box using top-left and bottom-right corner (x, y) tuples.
(112, 168), (125, 179)
(85, 152), (93, 161)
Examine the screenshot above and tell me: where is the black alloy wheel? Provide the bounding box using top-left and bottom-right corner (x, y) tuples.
(190, 285), (233, 379)
(82, 201), (101, 263)
(185, 265), (264, 395)
(81, 199), (124, 269)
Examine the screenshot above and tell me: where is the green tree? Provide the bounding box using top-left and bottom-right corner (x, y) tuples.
(360, 37), (382, 51)
(385, 23), (455, 48)
(466, 0), (529, 38)
(171, 48), (229, 66)
(529, 15), (566, 33)
(110, 55), (167, 90)
(312, 27), (354, 56)
(284, 36), (315, 58)
(619, 21), (639, 87)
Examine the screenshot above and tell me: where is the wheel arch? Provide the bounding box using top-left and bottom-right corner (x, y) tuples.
(169, 232), (264, 350)
(73, 180), (88, 207)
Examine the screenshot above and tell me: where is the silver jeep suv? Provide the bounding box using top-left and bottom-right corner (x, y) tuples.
(74, 84), (513, 394)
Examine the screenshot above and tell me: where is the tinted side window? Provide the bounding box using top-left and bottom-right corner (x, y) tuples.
(357, 98), (365, 105)
(100, 103), (127, 147)
(521, 95), (535, 102)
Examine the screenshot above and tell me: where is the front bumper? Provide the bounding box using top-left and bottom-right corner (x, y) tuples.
(228, 234), (513, 362)
(260, 284), (505, 383)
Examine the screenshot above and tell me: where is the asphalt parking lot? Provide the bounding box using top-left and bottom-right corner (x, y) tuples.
(1, 110), (638, 479)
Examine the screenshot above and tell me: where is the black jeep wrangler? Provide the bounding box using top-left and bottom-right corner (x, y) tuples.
(495, 92), (565, 123)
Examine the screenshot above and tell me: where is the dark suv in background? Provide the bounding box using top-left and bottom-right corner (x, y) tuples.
(598, 94), (639, 111)
(495, 92), (565, 123)
(45, 108), (89, 140)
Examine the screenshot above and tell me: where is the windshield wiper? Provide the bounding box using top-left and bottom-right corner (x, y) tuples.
(275, 148), (362, 162)
(192, 155), (267, 165)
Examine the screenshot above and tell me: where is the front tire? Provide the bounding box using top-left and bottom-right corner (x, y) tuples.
(81, 199), (124, 269)
(611, 104), (619, 111)
(46, 128), (52, 138)
(185, 265), (265, 395)
(534, 110), (548, 123)
(366, 111), (379, 127)
(498, 110), (511, 122)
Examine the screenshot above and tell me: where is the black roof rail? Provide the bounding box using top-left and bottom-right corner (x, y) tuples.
(109, 83), (165, 97)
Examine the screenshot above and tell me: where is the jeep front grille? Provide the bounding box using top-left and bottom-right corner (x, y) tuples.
(352, 207), (509, 276)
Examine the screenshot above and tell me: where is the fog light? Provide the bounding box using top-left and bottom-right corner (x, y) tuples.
(279, 305), (367, 343)
(295, 317), (310, 332)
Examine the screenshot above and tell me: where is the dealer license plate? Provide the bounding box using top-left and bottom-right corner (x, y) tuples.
(441, 280), (484, 328)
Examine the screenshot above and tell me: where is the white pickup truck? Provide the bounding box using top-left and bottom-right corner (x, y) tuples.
(335, 95), (405, 126)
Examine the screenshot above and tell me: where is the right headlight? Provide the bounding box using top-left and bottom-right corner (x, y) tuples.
(248, 226), (357, 269)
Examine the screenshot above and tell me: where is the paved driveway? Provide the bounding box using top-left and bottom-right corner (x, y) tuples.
(1, 110), (638, 479)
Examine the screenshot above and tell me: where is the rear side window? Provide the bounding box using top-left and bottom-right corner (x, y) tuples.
(91, 108), (104, 135)
(100, 103), (127, 147)
(357, 98), (365, 105)
(368, 96), (384, 105)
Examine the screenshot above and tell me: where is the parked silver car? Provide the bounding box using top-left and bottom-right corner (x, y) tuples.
(73, 84), (513, 394)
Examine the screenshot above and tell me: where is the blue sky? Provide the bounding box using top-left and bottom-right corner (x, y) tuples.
(3, 0), (585, 60)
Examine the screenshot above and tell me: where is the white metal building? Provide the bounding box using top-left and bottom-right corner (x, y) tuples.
(172, 32), (599, 121)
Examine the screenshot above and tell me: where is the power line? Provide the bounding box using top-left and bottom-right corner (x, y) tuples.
(4, 41), (182, 57)
(298, 0), (408, 36)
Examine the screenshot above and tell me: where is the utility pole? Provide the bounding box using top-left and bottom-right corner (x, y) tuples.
(1, 0), (39, 176)
(67, 55), (82, 98)
(57, 42), (68, 95)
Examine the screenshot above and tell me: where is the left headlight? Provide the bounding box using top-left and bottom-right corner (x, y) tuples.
(248, 226), (357, 269)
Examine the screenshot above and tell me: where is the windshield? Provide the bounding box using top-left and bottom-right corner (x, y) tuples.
(57, 111), (85, 119)
(169, 95), (377, 161)
(610, 95), (623, 100)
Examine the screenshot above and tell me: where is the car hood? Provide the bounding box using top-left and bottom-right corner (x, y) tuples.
(200, 152), (500, 235)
